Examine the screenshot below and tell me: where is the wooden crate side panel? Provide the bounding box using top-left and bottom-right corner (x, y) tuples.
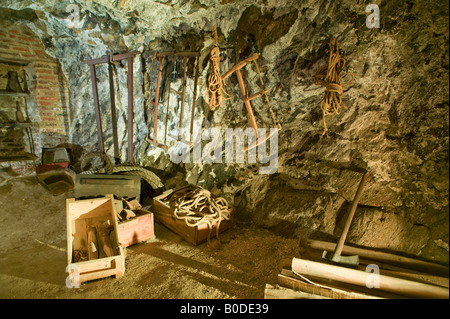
(75, 174), (140, 199)
(117, 212), (155, 247)
(195, 208), (235, 244)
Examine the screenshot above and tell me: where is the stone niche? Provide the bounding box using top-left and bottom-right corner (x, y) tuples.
(0, 14), (70, 175)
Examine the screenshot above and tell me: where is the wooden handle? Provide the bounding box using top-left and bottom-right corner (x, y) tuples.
(335, 170), (370, 255)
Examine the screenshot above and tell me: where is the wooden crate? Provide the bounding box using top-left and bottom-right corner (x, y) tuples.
(117, 209), (155, 247)
(66, 195), (126, 286)
(153, 187), (234, 245)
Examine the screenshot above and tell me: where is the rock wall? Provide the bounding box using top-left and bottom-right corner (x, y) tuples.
(0, 0), (448, 263)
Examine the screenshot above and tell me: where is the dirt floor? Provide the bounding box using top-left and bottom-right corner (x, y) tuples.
(0, 176), (300, 299)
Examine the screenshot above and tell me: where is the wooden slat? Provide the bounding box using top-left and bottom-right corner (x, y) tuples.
(277, 270), (381, 299)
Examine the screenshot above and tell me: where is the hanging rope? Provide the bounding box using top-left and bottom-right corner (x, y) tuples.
(164, 185), (232, 242)
(204, 26), (230, 111)
(314, 38), (355, 135)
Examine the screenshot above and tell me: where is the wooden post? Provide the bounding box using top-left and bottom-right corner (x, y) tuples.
(334, 170), (370, 256)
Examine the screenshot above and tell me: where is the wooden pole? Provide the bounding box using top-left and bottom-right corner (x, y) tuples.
(303, 238), (449, 277)
(334, 170), (370, 256)
(291, 257), (449, 299)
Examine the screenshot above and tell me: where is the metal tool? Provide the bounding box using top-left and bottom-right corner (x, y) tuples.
(82, 51), (139, 163)
(322, 170), (370, 267)
(146, 51), (200, 150)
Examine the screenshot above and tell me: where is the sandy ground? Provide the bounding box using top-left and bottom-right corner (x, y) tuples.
(0, 176), (300, 299)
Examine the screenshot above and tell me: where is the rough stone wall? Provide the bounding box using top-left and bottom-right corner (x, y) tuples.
(0, 0), (447, 263)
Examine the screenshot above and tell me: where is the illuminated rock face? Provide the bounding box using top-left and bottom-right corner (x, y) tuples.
(1, 0), (448, 263)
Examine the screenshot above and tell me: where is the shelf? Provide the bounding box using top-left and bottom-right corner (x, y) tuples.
(0, 57), (31, 66)
(0, 152), (37, 163)
(0, 122), (37, 128)
(0, 90), (30, 97)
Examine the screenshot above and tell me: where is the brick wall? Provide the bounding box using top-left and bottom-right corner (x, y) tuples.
(0, 22), (70, 166)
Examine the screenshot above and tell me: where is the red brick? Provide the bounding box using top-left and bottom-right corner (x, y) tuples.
(13, 46), (29, 52)
(37, 95), (57, 101)
(37, 75), (57, 81)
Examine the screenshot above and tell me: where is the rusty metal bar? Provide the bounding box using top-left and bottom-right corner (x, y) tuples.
(88, 63), (105, 153)
(126, 56), (134, 163)
(82, 56), (109, 65)
(190, 55), (199, 145)
(179, 56), (188, 129)
(156, 51), (200, 58)
(108, 59), (120, 163)
(111, 51), (140, 61)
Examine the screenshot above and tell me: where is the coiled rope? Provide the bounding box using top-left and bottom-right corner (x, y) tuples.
(164, 185), (231, 242)
(204, 26), (230, 111)
(80, 152), (163, 189)
(314, 38), (355, 135)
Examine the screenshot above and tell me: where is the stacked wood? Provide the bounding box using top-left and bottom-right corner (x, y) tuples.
(273, 238), (449, 299)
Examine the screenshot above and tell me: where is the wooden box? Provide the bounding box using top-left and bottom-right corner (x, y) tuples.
(117, 209), (155, 247)
(153, 187), (234, 245)
(66, 195), (126, 286)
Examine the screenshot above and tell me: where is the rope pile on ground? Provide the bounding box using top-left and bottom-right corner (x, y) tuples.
(164, 185), (231, 241)
(80, 152), (163, 189)
(314, 38), (355, 135)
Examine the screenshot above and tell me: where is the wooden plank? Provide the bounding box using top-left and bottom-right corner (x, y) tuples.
(264, 283), (330, 299)
(278, 270), (382, 299)
(292, 257), (449, 299)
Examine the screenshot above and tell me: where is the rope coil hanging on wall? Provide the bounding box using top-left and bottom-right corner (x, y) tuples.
(314, 38), (355, 135)
(204, 26), (230, 111)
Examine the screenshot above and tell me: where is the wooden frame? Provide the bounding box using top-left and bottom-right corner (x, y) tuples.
(222, 53), (281, 151)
